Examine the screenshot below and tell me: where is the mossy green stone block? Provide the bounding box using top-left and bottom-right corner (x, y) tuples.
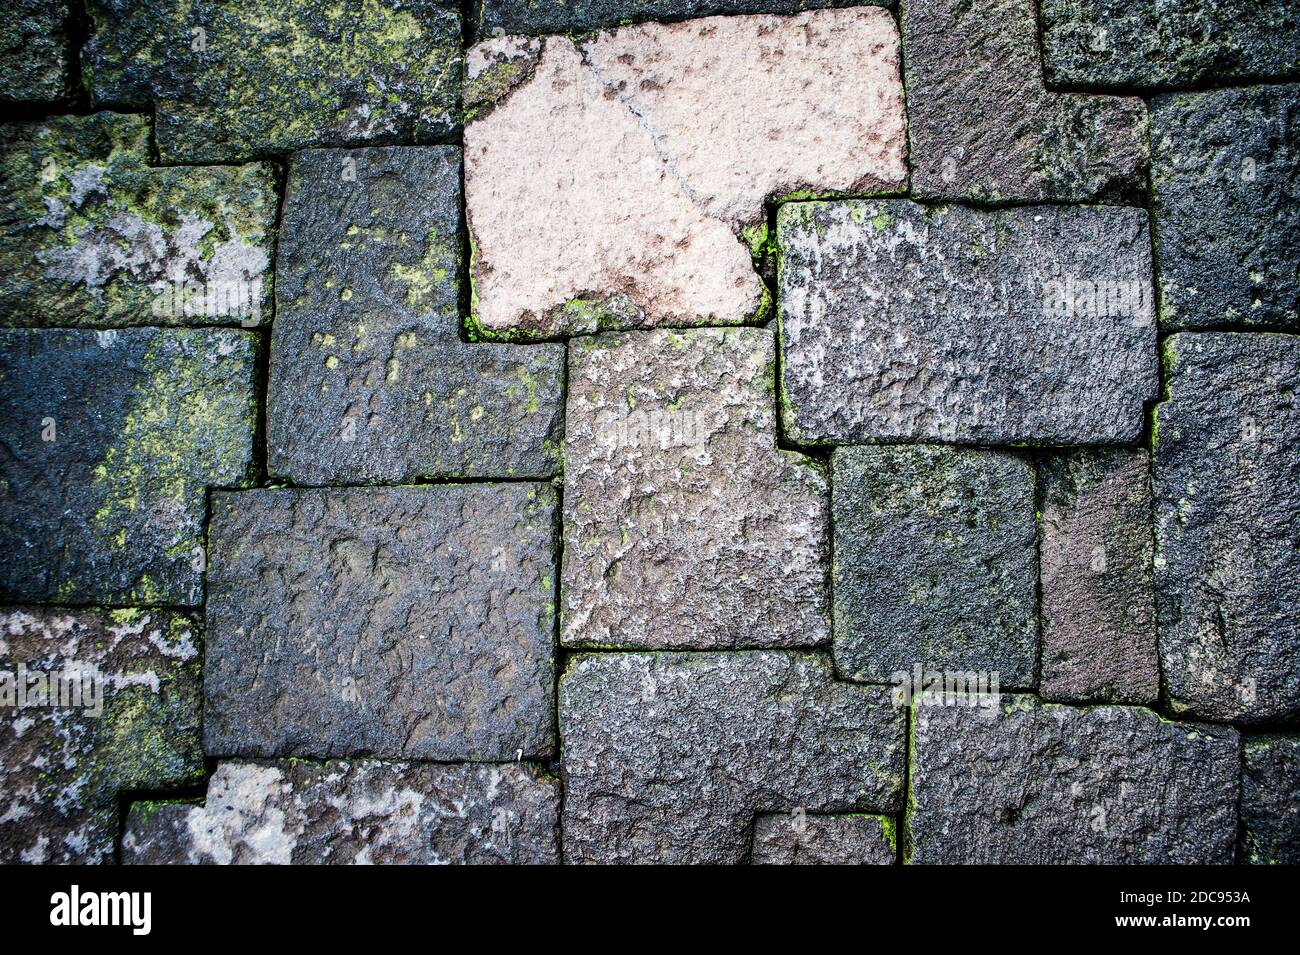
(0, 0), (71, 103)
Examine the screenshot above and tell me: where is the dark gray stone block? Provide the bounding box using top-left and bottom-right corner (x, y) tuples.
(1241, 735), (1300, 865)
(476, 1), (881, 37)
(752, 813), (895, 865)
(1, 0), (70, 103)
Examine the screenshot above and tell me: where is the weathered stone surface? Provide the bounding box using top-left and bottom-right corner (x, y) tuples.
(0, 328), (257, 605)
(477, 0), (884, 36)
(267, 146), (563, 485)
(562, 328), (828, 649)
(752, 813), (895, 865)
(204, 484), (558, 760)
(909, 696), (1240, 864)
(122, 760), (560, 864)
(1042, 0), (1300, 90)
(1, 607), (203, 864)
(465, 9), (907, 338)
(903, 0), (1146, 202)
(561, 652), (904, 864)
(1152, 86), (1299, 331)
(84, 0), (461, 163)
(1241, 735), (1300, 864)
(1155, 333), (1300, 724)
(832, 446), (1037, 687)
(1041, 450), (1159, 704)
(1, 0), (70, 103)
(779, 200), (1158, 445)
(0, 113), (275, 327)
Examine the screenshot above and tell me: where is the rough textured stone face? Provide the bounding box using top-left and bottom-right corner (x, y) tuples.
(1241, 735), (1300, 865)
(1040, 450), (1159, 704)
(832, 446), (1037, 687)
(465, 9), (906, 338)
(909, 697), (1240, 864)
(752, 814), (895, 865)
(267, 146), (564, 484)
(1155, 334), (1300, 724)
(0, 113), (276, 327)
(84, 0), (462, 163)
(779, 200), (1158, 445)
(1, 0), (70, 102)
(0, 607), (203, 864)
(903, 0), (1146, 202)
(477, 0), (884, 36)
(204, 484), (558, 761)
(1042, 0), (1300, 90)
(561, 652), (905, 864)
(0, 328), (257, 606)
(1151, 86), (1299, 331)
(122, 760), (560, 865)
(562, 328), (828, 649)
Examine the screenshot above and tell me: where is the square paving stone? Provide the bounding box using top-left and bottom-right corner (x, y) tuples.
(123, 760), (560, 864)
(752, 813), (895, 865)
(465, 9), (906, 338)
(1155, 333), (1300, 723)
(0, 113), (276, 327)
(779, 200), (1158, 445)
(832, 446), (1038, 688)
(84, 0), (462, 163)
(903, 0), (1146, 202)
(1241, 735), (1300, 865)
(267, 146), (563, 485)
(1040, 449), (1159, 704)
(562, 328), (828, 649)
(908, 696), (1240, 863)
(561, 651), (905, 864)
(1152, 85), (1299, 331)
(0, 327), (258, 605)
(204, 483), (558, 761)
(1, 0), (71, 103)
(1, 606), (203, 864)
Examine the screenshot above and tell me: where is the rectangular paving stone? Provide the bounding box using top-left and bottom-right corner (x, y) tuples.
(1155, 333), (1300, 723)
(477, 0), (884, 36)
(465, 9), (906, 338)
(752, 813), (895, 865)
(204, 483), (558, 761)
(1152, 85), (1299, 331)
(1, 0), (70, 103)
(1042, 0), (1300, 90)
(84, 0), (462, 163)
(122, 760), (560, 865)
(1, 607), (203, 864)
(904, 0), (1146, 202)
(909, 696), (1240, 864)
(562, 328), (828, 649)
(0, 327), (257, 605)
(267, 146), (563, 485)
(832, 446), (1038, 688)
(1, 113), (276, 327)
(1040, 449), (1159, 704)
(561, 651), (904, 864)
(779, 200), (1158, 445)
(1242, 735), (1300, 865)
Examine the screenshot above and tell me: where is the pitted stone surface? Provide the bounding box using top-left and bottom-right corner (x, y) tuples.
(904, 0), (1146, 202)
(1, 607), (203, 864)
(909, 696), (1240, 864)
(1042, 0), (1300, 90)
(0, 113), (275, 327)
(0, 327), (257, 606)
(1242, 736), (1300, 865)
(832, 446), (1037, 687)
(1, 0), (70, 103)
(1041, 450), (1158, 704)
(122, 760), (560, 865)
(84, 0), (461, 163)
(778, 200), (1158, 445)
(1152, 86), (1300, 331)
(465, 9), (907, 338)
(752, 814), (894, 865)
(1154, 333), (1300, 724)
(562, 328), (828, 649)
(204, 484), (557, 760)
(267, 146), (563, 485)
(561, 652), (905, 864)
(478, 0), (885, 36)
